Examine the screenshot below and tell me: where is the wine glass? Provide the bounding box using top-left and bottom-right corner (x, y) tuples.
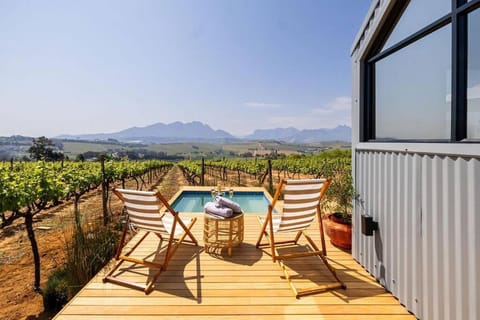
(229, 188), (234, 199)
(210, 188), (216, 199)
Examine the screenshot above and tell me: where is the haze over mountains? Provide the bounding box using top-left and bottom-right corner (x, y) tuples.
(56, 121), (351, 143)
(245, 126), (352, 143)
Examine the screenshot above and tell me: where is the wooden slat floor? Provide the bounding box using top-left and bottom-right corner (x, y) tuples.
(54, 214), (414, 320)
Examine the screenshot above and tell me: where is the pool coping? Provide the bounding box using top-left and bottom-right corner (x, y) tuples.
(165, 185), (279, 214)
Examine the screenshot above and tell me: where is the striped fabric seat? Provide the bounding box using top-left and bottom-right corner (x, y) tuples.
(256, 178), (346, 298)
(104, 188), (198, 294)
(118, 189), (190, 236)
(275, 179), (324, 233)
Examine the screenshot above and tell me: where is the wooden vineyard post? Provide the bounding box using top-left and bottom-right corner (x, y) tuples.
(100, 155), (109, 226)
(268, 159), (273, 194)
(201, 157), (205, 186)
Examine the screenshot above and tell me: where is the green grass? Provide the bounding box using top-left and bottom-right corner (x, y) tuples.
(146, 143), (220, 155)
(61, 140), (350, 158)
(62, 141), (125, 155)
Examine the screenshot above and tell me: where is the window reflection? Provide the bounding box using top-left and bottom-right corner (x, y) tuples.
(375, 26), (451, 140)
(382, 0), (450, 51)
(468, 9), (480, 139)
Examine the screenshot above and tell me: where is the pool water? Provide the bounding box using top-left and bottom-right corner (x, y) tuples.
(171, 191), (271, 213)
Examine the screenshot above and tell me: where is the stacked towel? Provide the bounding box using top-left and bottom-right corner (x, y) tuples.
(204, 196), (243, 218)
(215, 196), (242, 213)
(204, 201), (233, 218)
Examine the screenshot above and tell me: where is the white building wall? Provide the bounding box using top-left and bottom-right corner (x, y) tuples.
(354, 150), (480, 319)
(351, 1), (480, 319)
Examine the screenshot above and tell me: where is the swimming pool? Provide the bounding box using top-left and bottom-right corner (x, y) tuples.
(171, 190), (272, 213)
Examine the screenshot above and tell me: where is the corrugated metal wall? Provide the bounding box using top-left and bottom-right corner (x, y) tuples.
(354, 150), (480, 320)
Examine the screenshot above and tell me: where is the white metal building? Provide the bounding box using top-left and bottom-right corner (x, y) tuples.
(351, 1), (480, 319)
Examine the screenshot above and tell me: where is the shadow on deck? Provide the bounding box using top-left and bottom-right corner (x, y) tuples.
(54, 214), (414, 320)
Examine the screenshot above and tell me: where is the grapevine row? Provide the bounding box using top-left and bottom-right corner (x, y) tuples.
(0, 159), (172, 291)
(177, 149), (351, 187)
(0, 159), (172, 226)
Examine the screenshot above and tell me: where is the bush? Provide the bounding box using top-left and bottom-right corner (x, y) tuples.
(65, 221), (119, 286)
(43, 220), (120, 311)
(321, 159), (355, 222)
(43, 268), (69, 312)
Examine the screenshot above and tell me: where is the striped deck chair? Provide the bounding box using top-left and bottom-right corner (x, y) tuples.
(104, 188), (198, 294)
(256, 178), (346, 298)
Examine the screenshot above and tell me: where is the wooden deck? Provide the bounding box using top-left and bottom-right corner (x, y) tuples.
(54, 213), (414, 319)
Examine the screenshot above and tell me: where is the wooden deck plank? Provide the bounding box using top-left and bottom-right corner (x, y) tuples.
(91, 271), (372, 280)
(78, 288), (392, 297)
(70, 296), (402, 306)
(55, 315), (416, 320)
(54, 213), (414, 319)
(59, 305), (411, 315)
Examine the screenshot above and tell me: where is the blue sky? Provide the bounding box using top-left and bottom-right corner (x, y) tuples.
(0, 0), (371, 137)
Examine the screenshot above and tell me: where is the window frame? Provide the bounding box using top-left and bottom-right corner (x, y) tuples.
(361, 0), (480, 143)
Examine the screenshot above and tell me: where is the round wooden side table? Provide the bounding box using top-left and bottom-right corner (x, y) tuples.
(203, 213), (244, 256)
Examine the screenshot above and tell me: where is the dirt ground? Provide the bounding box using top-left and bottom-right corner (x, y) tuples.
(0, 166), (190, 320)
(0, 165), (310, 320)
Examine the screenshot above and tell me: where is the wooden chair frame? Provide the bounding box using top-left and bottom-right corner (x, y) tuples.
(103, 188), (198, 294)
(256, 178), (346, 298)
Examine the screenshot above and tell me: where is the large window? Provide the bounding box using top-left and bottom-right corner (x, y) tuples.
(363, 0), (480, 142)
(468, 8), (480, 139)
(382, 0), (450, 50)
(376, 26), (451, 140)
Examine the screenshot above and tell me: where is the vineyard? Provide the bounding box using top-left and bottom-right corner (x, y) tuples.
(0, 149), (352, 319)
(0, 159), (172, 227)
(0, 158), (171, 300)
(178, 149), (351, 189)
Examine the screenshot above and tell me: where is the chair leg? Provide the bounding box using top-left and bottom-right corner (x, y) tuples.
(104, 230), (165, 294)
(316, 205), (327, 256)
(104, 229), (149, 282)
(116, 231), (151, 263)
(255, 216), (268, 247)
(144, 267), (164, 294)
(317, 253), (346, 289)
(293, 231), (302, 244)
(279, 260), (299, 298)
(302, 230), (346, 288)
(162, 217), (198, 270)
(114, 219), (130, 259)
(295, 282), (346, 298)
(103, 258), (125, 281)
(278, 253), (346, 298)
(177, 216), (198, 245)
(272, 230), (346, 298)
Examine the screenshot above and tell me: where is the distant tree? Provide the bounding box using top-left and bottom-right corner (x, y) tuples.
(54, 140), (64, 151)
(29, 136), (64, 161)
(0, 151), (10, 161)
(240, 152), (253, 158)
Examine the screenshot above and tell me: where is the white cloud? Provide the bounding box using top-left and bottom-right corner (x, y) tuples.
(311, 96), (351, 114)
(267, 96), (352, 129)
(468, 83), (480, 100)
(244, 102), (281, 109)
(446, 83), (480, 102)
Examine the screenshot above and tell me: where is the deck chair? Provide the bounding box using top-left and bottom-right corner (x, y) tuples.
(103, 188), (198, 294)
(256, 178), (346, 298)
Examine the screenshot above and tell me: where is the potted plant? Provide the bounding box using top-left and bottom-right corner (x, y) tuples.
(321, 164), (355, 250)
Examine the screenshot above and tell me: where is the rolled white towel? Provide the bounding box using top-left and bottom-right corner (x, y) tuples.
(215, 196), (242, 213)
(204, 201), (233, 218)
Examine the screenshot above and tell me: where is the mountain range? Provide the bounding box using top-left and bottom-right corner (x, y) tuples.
(56, 121), (351, 143)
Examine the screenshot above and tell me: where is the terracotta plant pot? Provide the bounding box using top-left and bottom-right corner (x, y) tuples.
(323, 213), (352, 250)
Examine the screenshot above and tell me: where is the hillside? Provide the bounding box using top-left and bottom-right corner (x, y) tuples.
(55, 121), (352, 144)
